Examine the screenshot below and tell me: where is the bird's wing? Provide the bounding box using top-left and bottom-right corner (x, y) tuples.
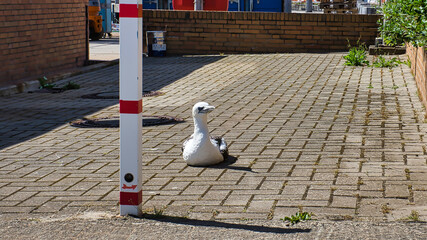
(211, 136), (228, 160)
(182, 134), (194, 152)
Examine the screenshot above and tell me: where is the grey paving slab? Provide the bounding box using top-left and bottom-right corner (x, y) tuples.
(0, 53), (426, 228)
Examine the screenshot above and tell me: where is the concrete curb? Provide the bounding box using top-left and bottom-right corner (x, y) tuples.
(0, 59), (119, 97)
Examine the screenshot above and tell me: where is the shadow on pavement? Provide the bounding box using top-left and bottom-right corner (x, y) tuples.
(140, 215), (312, 234)
(0, 55), (225, 150)
(143, 55), (226, 92)
(207, 155), (256, 173)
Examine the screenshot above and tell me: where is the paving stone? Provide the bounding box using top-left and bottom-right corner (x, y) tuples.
(385, 184), (410, 198)
(223, 193), (252, 206)
(330, 196), (357, 209)
(32, 201), (69, 213)
(18, 196), (52, 207)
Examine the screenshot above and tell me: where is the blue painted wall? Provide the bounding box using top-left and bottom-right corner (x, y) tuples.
(143, 0), (157, 9)
(229, 0), (282, 12)
(253, 0), (282, 12)
(143, 0), (173, 9)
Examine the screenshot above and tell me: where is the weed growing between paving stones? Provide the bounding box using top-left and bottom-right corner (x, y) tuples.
(404, 57), (411, 68)
(281, 212), (312, 225)
(343, 41), (370, 66)
(411, 211), (421, 221)
(407, 210), (420, 222)
(381, 204), (392, 214)
(38, 76), (55, 89)
(62, 81), (80, 90)
(372, 55), (401, 69)
(38, 76), (80, 91)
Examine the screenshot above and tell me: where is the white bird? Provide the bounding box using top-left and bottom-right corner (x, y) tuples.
(183, 102), (228, 166)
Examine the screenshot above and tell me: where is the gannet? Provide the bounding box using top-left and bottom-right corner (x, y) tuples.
(183, 102), (228, 166)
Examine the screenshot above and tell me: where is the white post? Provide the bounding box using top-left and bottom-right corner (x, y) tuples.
(119, 0), (143, 217)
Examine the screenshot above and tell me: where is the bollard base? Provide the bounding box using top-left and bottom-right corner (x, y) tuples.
(120, 204), (143, 217)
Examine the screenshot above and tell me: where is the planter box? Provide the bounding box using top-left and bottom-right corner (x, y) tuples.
(369, 45), (406, 55)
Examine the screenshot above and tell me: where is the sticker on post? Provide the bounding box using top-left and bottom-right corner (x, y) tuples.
(122, 184), (137, 190)
(152, 44), (166, 51)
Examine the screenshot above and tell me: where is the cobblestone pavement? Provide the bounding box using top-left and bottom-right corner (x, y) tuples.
(0, 54), (426, 225)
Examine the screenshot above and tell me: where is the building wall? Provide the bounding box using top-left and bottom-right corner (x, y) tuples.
(0, 0), (88, 88)
(407, 44), (427, 111)
(143, 10), (381, 54)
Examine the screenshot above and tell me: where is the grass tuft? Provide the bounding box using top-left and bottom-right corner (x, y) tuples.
(372, 55), (401, 69)
(281, 211), (312, 225)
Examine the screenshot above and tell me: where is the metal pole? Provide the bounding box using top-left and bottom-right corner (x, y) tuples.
(194, 0), (203, 10)
(284, 0), (292, 13)
(119, 0), (143, 217)
(306, 0), (312, 12)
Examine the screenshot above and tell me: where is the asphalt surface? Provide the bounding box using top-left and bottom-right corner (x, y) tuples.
(0, 212), (426, 240)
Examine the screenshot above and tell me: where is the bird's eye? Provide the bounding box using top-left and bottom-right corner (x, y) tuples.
(198, 107), (204, 112)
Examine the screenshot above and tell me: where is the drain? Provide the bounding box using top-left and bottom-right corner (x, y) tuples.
(81, 91), (163, 99)
(70, 115), (184, 128)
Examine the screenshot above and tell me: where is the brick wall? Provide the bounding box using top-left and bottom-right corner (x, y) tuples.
(0, 0), (88, 88)
(407, 44), (427, 110)
(143, 10), (381, 55)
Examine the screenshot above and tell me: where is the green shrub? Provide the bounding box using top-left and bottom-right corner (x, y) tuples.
(379, 0), (427, 47)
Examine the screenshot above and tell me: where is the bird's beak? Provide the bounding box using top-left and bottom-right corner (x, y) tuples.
(199, 106), (215, 113)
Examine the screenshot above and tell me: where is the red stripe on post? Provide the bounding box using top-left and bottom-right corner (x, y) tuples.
(120, 190), (142, 205)
(120, 4), (143, 18)
(120, 100), (143, 114)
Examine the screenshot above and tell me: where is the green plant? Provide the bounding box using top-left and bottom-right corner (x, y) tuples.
(407, 210), (420, 221)
(368, 84), (374, 89)
(343, 41), (370, 66)
(372, 56), (401, 68)
(281, 211), (312, 225)
(62, 81), (80, 90)
(381, 204), (392, 214)
(404, 57), (411, 68)
(153, 207), (165, 217)
(38, 76), (56, 89)
(379, 0), (427, 47)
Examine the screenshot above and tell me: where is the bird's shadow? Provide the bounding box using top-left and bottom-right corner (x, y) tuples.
(198, 155), (256, 173)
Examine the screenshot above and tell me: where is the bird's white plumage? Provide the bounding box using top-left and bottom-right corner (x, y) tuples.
(183, 102), (227, 166)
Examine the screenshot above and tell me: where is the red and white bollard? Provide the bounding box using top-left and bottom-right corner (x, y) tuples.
(119, 0), (143, 216)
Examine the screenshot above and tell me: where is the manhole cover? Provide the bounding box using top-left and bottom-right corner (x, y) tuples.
(81, 91), (163, 99)
(70, 116), (184, 128)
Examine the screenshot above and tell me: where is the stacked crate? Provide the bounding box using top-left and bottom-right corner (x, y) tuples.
(320, 0), (358, 14)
